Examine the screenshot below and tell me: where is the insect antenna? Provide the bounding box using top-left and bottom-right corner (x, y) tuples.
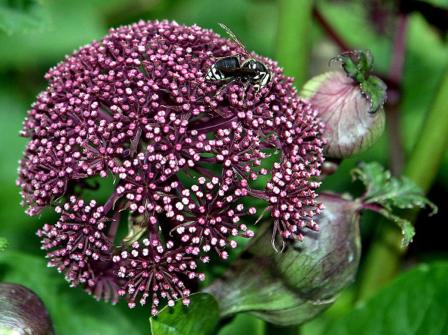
(218, 23), (248, 53)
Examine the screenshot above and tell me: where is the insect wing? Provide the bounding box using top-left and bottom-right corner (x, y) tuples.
(206, 56), (240, 81)
(215, 56), (240, 70)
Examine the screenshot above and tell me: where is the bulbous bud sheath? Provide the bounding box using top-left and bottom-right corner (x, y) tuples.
(205, 194), (361, 326)
(0, 283), (54, 335)
(302, 50), (386, 158)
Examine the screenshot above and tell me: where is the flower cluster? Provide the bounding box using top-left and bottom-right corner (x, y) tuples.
(171, 175), (256, 261)
(113, 236), (204, 315)
(18, 20), (324, 313)
(37, 197), (118, 303)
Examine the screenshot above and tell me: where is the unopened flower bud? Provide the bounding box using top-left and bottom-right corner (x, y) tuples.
(205, 194), (361, 326)
(302, 50), (386, 158)
(0, 283), (54, 335)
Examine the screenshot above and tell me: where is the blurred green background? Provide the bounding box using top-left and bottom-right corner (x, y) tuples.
(0, 0), (447, 334)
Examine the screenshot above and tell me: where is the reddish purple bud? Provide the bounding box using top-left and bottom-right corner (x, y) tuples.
(0, 283), (54, 335)
(302, 71), (385, 158)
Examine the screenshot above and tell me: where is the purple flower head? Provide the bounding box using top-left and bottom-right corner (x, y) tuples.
(18, 20), (324, 313)
(113, 236), (204, 315)
(36, 197), (118, 296)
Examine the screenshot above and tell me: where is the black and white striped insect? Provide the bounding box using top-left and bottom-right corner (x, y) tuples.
(205, 24), (272, 92)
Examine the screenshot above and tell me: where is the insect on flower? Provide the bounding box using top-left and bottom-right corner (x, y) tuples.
(205, 23), (272, 93)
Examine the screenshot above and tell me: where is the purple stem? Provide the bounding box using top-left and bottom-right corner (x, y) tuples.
(108, 210), (121, 241)
(313, 7), (350, 51)
(97, 105), (114, 122)
(194, 165), (217, 179)
(319, 191), (346, 200)
(190, 116), (238, 134)
(361, 202), (385, 214)
(312, 7), (400, 93)
(103, 188), (121, 214)
(248, 189), (269, 201)
(389, 15), (408, 84)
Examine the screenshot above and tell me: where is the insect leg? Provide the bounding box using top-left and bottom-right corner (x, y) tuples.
(241, 81), (251, 101)
(213, 78), (237, 98)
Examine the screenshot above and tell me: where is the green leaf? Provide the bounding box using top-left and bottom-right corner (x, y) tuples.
(352, 162), (437, 246)
(378, 209), (415, 247)
(0, 0), (52, 35)
(150, 293), (220, 335)
(325, 262), (448, 335)
(0, 251), (144, 335)
(360, 75), (387, 114)
(218, 314), (264, 335)
(353, 162), (437, 213)
(352, 162), (391, 199)
(331, 50), (387, 113)
(332, 49), (373, 83)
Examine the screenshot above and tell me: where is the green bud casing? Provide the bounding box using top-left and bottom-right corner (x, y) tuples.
(205, 194), (361, 326)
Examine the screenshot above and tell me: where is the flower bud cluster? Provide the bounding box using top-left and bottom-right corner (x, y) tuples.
(18, 20), (324, 313)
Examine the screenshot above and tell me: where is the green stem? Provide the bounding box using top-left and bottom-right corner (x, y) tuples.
(358, 67), (448, 301)
(276, 0), (313, 88)
(403, 73), (448, 192)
